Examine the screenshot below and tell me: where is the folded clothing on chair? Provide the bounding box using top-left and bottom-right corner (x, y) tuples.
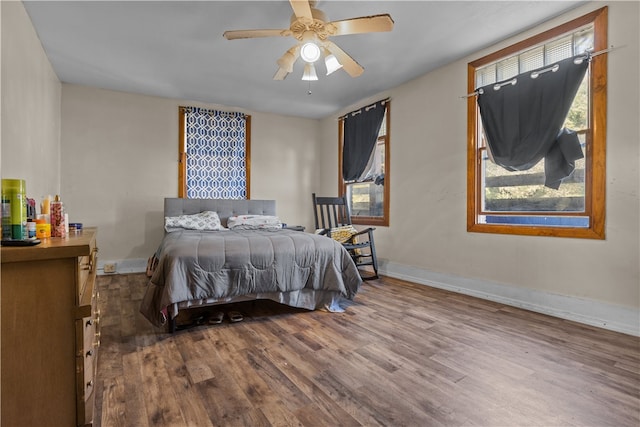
(324, 225), (359, 244)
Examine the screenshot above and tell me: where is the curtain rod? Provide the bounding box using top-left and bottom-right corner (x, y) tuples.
(338, 98), (390, 121)
(181, 106), (249, 118)
(460, 46), (617, 99)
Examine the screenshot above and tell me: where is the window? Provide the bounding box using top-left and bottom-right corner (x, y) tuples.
(339, 100), (390, 226)
(178, 106), (251, 199)
(467, 7), (607, 239)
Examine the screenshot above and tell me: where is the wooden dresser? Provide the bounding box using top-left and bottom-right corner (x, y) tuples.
(1, 228), (99, 427)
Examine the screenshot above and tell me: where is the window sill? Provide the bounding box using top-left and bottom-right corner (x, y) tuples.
(352, 217), (388, 227)
(467, 222), (604, 239)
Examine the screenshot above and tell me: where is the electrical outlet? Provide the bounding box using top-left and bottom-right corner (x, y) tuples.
(103, 263), (117, 274)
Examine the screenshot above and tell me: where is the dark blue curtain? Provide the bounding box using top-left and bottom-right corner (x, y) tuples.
(476, 55), (589, 189)
(342, 100), (386, 182)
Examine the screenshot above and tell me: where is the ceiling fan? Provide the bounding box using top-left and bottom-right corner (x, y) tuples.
(223, 0), (394, 81)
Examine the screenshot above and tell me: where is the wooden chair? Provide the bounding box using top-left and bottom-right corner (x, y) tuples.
(312, 193), (378, 280)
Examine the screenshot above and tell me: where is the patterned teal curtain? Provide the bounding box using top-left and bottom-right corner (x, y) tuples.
(184, 107), (247, 199)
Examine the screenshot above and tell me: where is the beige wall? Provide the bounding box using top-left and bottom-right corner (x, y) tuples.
(2, 0), (637, 331)
(1, 1), (61, 199)
(320, 2), (639, 316)
(60, 85), (320, 260)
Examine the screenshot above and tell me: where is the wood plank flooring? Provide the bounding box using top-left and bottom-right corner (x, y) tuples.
(94, 273), (639, 427)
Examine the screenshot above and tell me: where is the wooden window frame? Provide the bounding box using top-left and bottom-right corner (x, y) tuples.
(466, 7), (607, 239)
(178, 107), (251, 199)
(338, 101), (391, 227)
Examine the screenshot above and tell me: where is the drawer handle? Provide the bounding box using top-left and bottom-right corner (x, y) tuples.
(85, 319), (93, 327)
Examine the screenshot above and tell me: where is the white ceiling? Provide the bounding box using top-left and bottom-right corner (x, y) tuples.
(23, 1), (585, 119)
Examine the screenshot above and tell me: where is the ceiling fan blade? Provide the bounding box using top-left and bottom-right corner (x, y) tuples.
(324, 41), (364, 77)
(277, 46), (300, 71)
(273, 45), (300, 80)
(273, 68), (289, 81)
(289, 0), (313, 21)
(223, 29), (290, 40)
(328, 14), (394, 36)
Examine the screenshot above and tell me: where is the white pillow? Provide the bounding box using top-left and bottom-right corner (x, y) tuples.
(227, 215), (282, 230)
(165, 211), (224, 232)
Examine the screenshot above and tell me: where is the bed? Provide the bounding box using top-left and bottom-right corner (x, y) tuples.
(140, 198), (362, 331)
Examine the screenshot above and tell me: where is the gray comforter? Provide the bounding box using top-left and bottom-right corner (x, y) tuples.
(140, 229), (362, 326)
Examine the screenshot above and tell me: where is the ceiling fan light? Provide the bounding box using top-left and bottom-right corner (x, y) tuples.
(300, 42), (321, 63)
(324, 53), (343, 75)
(302, 63), (318, 81)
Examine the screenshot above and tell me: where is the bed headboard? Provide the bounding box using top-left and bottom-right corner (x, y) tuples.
(164, 198), (276, 227)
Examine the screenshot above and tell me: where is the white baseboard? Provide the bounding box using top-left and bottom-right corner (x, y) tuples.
(96, 257), (639, 336)
(379, 259), (640, 337)
(97, 258), (147, 275)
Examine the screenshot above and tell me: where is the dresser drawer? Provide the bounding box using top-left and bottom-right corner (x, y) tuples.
(75, 353), (96, 426)
(75, 346), (95, 400)
(78, 255), (90, 296)
(78, 242), (97, 306)
(76, 312), (99, 426)
(76, 316), (99, 380)
(81, 317), (98, 356)
(75, 252), (100, 427)
(77, 285), (100, 351)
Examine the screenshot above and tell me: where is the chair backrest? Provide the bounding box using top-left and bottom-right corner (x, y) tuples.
(312, 193), (353, 230)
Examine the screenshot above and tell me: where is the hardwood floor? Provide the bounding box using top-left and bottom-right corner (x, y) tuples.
(94, 273), (639, 427)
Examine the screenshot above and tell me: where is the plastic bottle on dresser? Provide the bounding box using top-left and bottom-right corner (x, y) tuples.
(40, 195), (51, 224)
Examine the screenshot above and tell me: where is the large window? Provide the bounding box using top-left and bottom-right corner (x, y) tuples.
(178, 106), (251, 199)
(339, 101), (390, 226)
(467, 7), (607, 239)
